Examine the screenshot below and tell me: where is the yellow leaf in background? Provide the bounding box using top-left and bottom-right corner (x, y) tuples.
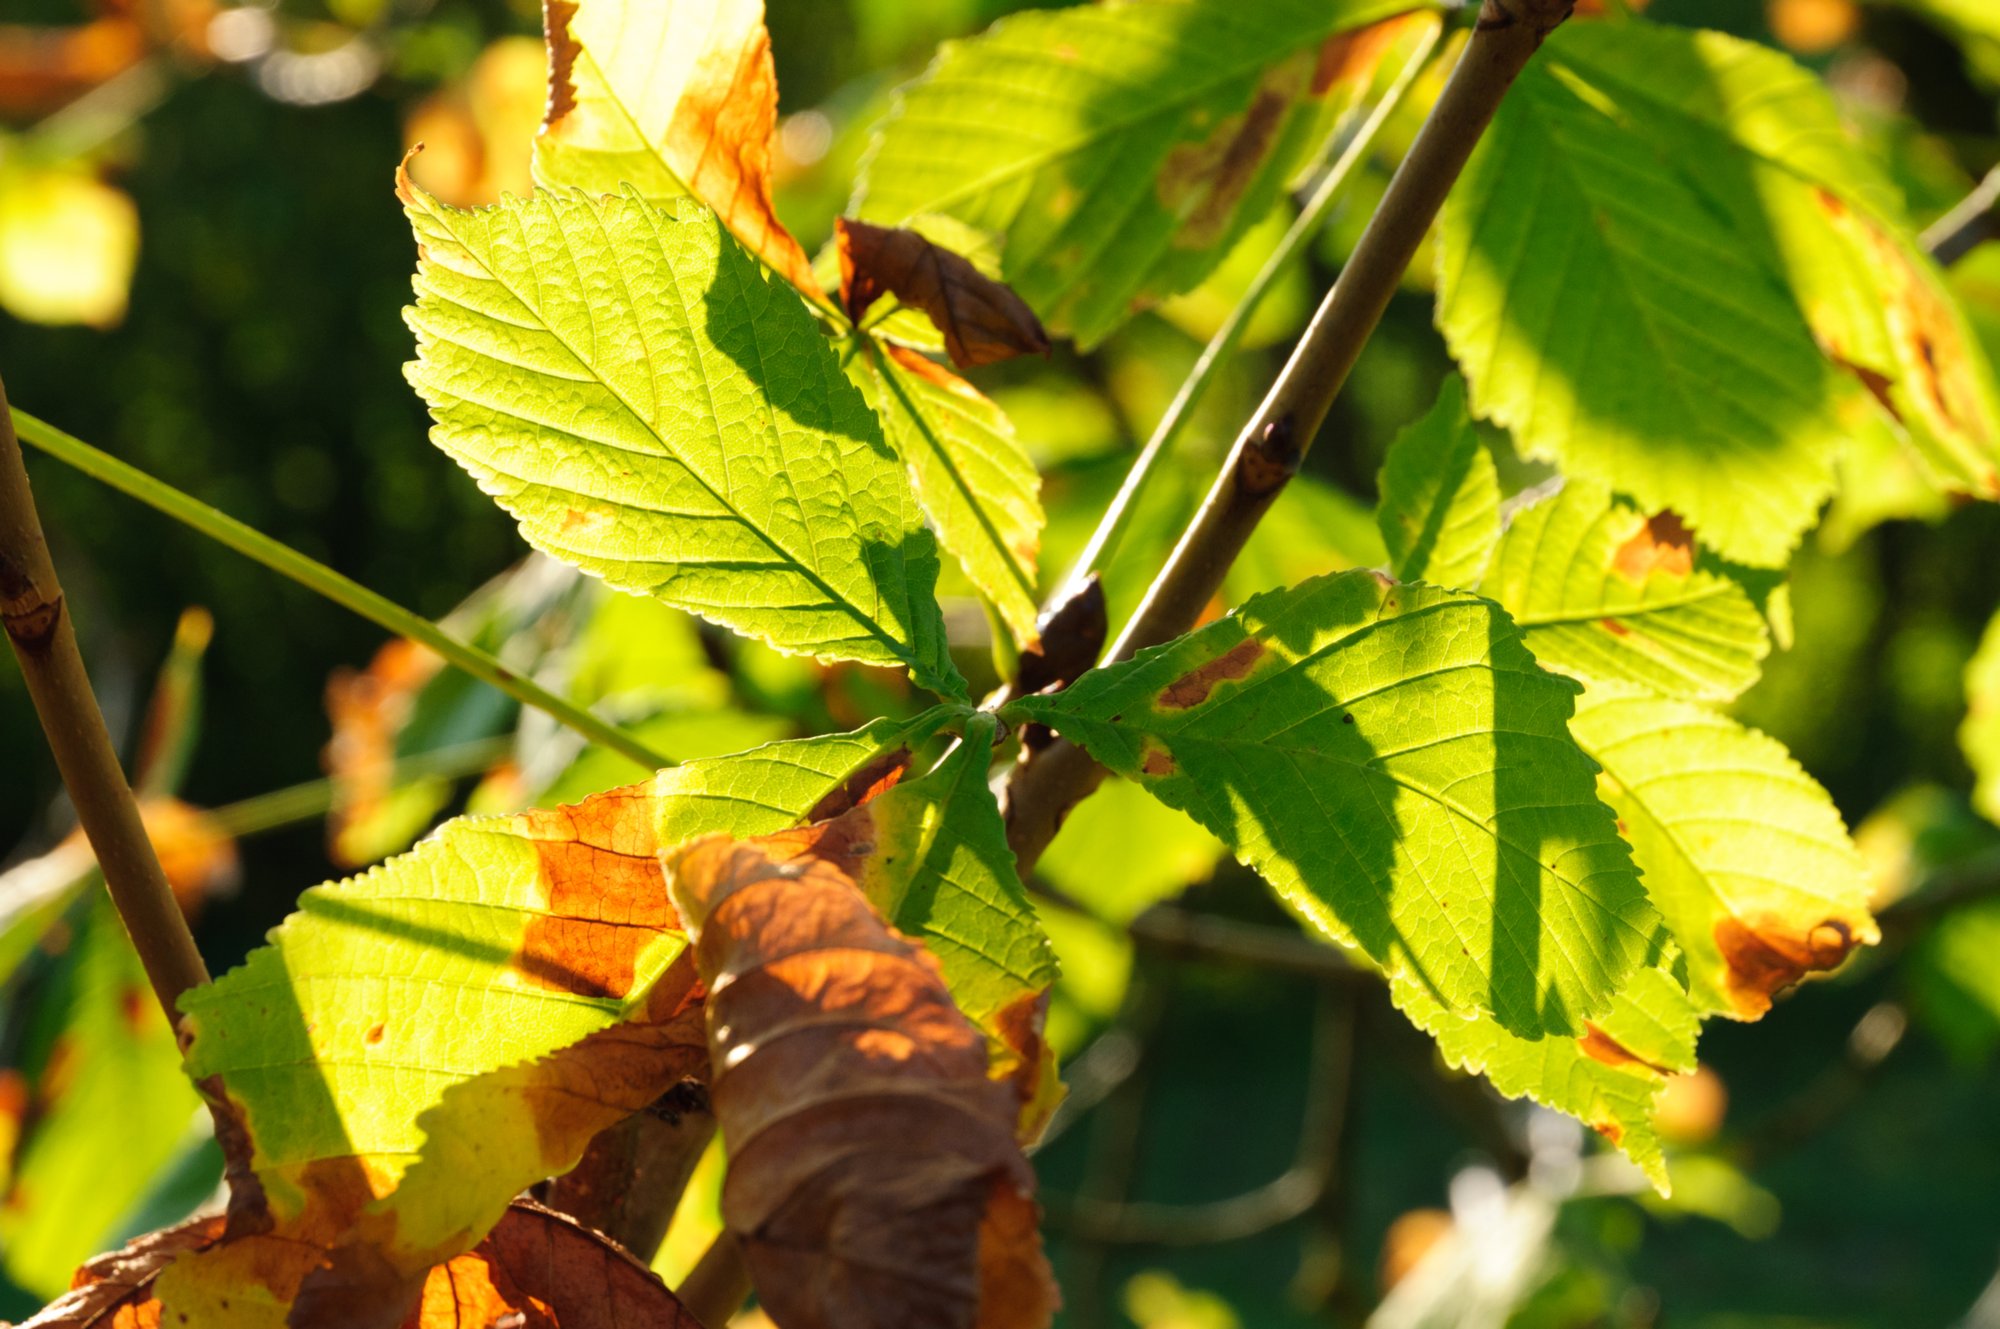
(400, 36), (546, 208)
(0, 166), (138, 329)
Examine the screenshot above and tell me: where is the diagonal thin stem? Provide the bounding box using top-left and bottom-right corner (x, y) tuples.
(1003, 0), (1571, 869)
(0, 374), (210, 1024)
(10, 407), (672, 772)
(1063, 19), (1443, 587)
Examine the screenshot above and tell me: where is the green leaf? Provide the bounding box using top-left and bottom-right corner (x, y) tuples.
(846, 337), (1045, 646)
(0, 900), (206, 1298)
(1961, 607), (2000, 825)
(1567, 690), (1876, 1020)
(1398, 964), (1698, 1193)
(1007, 569), (1659, 1038)
(169, 716), (954, 1312)
(1478, 479), (1770, 703)
(1437, 36), (1846, 567)
(402, 180), (964, 697)
(1909, 895), (2000, 1065)
(1375, 374), (1500, 589)
(1039, 776), (1228, 926)
(1545, 21), (2000, 505)
(855, 0), (1425, 347)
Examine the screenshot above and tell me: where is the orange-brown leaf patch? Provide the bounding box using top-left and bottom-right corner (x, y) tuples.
(13, 1202), (701, 1329)
(1611, 511), (1695, 581)
(512, 784), (679, 1000)
(1713, 912), (1873, 1018)
(1158, 638), (1267, 710)
(669, 835), (1056, 1329)
(541, 0), (816, 293)
(837, 218), (1050, 369)
(324, 638), (446, 868)
(1311, 13), (1428, 95)
(1576, 1024), (1674, 1077)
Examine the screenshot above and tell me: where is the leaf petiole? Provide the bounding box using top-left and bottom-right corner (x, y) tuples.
(10, 407), (674, 772)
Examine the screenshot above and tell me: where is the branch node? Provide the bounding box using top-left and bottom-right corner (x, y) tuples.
(1238, 417), (1303, 498)
(1478, 0), (1573, 39)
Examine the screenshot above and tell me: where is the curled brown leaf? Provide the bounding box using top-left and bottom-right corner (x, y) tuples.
(668, 834), (1056, 1329)
(8, 1202), (699, 1329)
(836, 218), (1050, 370)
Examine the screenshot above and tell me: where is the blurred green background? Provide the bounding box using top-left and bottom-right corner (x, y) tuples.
(3, 0), (2000, 1325)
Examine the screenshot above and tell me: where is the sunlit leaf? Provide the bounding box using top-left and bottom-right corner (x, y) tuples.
(847, 337), (1044, 648)
(1438, 28), (1847, 567)
(1037, 776), (1227, 927)
(160, 717), (955, 1323)
(0, 164), (138, 329)
(1568, 690), (1877, 1019)
(856, 0), (1428, 347)
(1374, 374), (1499, 590)
(1548, 21), (2000, 502)
(1007, 570), (1658, 1039)
(534, 0), (817, 291)
(1398, 964), (1698, 1192)
(668, 832), (1057, 1329)
(1479, 479), (1770, 703)
(402, 175), (964, 696)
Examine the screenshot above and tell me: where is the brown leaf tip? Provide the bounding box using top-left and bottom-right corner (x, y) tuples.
(540, 0), (581, 132)
(394, 143), (427, 208)
(1714, 912), (1878, 1016)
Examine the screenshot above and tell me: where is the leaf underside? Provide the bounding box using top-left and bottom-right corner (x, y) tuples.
(1009, 569), (1659, 1040)
(858, 0), (1426, 347)
(403, 180), (963, 696)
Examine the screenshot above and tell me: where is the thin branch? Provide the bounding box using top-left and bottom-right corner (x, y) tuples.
(1922, 164), (2000, 268)
(541, 1082), (715, 1265)
(1003, 0), (1570, 868)
(0, 373), (210, 1024)
(1044, 983), (1358, 1246)
(1061, 19), (1444, 586)
(10, 407), (673, 772)
(677, 1231), (754, 1329)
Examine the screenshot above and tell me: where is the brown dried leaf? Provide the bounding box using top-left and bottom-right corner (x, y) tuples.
(9, 1203), (699, 1329)
(836, 218), (1050, 370)
(322, 638), (445, 867)
(668, 834), (1056, 1329)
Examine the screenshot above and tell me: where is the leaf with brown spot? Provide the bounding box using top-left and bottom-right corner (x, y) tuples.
(1007, 570), (1659, 1042)
(837, 219), (1049, 370)
(1569, 691), (1877, 1020)
(533, 0), (816, 292)
(668, 828), (1057, 1329)
(12, 1202), (700, 1329)
(1534, 23), (2000, 520)
(1480, 479), (1769, 703)
(855, 0), (1430, 346)
(1397, 964), (1699, 1192)
(159, 721), (959, 1326)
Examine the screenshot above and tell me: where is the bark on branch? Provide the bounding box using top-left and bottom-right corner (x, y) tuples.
(0, 371), (211, 1023)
